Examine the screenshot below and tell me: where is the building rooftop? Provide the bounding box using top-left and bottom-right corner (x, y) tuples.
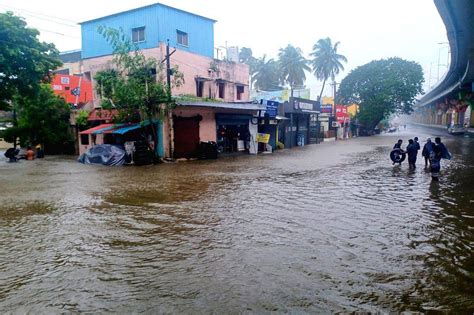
(59, 50), (82, 63)
(80, 2), (217, 25)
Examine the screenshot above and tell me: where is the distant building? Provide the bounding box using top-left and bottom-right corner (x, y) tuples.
(51, 74), (93, 109)
(226, 46), (239, 63)
(56, 50), (82, 75)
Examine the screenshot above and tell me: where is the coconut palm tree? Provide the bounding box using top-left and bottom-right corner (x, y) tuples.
(253, 55), (282, 91)
(278, 45), (311, 97)
(310, 37), (348, 101)
(239, 47), (258, 89)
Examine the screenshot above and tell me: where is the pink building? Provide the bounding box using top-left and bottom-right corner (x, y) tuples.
(81, 42), (249, 105)
(77, 43), (262, 159)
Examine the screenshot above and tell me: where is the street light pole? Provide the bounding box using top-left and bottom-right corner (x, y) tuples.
(429, 62), (434, 88)
(437, 42), (449, 82)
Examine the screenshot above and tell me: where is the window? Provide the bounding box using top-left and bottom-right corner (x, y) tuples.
(80, 134), (89, 145)
(196, 80), (204, 98)
(132, 27), (145, 43)
(177, 30), (188, 46)
(236, 85), (244, 100)
(218, 82), (225, 99)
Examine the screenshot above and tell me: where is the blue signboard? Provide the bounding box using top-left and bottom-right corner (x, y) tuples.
(321, 105), (333, 114)
(266, 100), (279, 118)
(260, 99), (279, 118)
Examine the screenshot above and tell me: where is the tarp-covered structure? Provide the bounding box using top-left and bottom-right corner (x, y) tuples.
(78, 144), (126, 166)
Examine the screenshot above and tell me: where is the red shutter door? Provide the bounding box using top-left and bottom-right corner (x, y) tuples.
(173, 116), (200, 159)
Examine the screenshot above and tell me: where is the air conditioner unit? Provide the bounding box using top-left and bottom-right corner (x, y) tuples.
(331, 121), (340, 128)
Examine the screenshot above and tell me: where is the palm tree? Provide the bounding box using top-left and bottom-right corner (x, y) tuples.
(310, 37), (348, 101)
(253, 55), (282, 91)
(278, 44), (311, 97)
(240, 47), (258, 89)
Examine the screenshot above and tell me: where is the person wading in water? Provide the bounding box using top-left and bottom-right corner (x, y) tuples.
(391, 139), (405, 166)
(422, 138), (434, 167)
(406, 139), (418, 169)
(430, 137), (451, 181)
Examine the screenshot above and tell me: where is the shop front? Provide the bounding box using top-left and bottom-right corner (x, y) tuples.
(216, 114), (254, 153)
(335, 105), (350, 139)
(257, 100), (283, 152)
(171, 102), (265, 158)
(282, 97), (321, 148)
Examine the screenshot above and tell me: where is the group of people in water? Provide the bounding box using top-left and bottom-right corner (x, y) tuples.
(391, 136), (451, 181)
(4, 145), (44, 162)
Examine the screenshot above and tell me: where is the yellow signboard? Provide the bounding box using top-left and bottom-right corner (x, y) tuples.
(256, 133), (270, 144)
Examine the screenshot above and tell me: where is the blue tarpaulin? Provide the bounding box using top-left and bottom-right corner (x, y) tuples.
(111, 124), (144, 135)
(92, 125), (123, 134)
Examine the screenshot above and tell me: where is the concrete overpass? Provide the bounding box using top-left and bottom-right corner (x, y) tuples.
(415, 0), (474, 127)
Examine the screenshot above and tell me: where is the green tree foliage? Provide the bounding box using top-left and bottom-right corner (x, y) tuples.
(310, 37), (347, 101)
(239, 47), (259, 89)
(338, 57), (424, 130)
(95, 26), (183, 120)
(75, 109), (90, 129)
(2, 85), (71, 149)
(278, 45), (310, 95)
(253, 55), (282, 91)
(0, 12), (62, 110)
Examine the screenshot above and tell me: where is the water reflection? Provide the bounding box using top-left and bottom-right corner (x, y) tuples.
(0, 129), (473, 313)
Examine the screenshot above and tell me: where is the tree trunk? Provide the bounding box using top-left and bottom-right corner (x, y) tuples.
(318, 79), (327, 102)
(12, 108), (17, 148)
(149, 117), (158, 158)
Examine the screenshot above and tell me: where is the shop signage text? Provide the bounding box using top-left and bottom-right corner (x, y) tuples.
(321, 105), (333, 114)
(286, 97), (321, 113)
(256, 133), (271, 143)
(262, 100), (279, 118)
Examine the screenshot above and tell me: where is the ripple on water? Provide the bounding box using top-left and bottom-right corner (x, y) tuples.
(0, 132), (474, 312)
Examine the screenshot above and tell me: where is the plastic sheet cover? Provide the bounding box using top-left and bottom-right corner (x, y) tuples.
(78, 144), (126, 166)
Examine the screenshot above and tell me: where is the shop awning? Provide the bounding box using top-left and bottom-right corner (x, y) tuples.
(102, 121), (154, 135)
(79, 124), (115, 135)
(105, 123), (142, 135)
(216, 114), (253, 125)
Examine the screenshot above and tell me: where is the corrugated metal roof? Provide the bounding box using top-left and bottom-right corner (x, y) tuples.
(80, 2), (217, 24)
(79, 124), (115, 135)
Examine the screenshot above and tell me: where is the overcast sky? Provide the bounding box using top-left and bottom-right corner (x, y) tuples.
(0, 0), (449, 97)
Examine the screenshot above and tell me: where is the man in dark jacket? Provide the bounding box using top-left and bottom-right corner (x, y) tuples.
(414, 137), (421, 151)
(406, 139), (418, 169)
(430, 137), (451, 181)
(422, 138), (434, 167)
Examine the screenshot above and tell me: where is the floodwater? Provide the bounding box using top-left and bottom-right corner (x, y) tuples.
(0, 126), (473, 313)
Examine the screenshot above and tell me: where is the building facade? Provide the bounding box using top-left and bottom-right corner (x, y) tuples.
(80, 42), (249, 106)
(80, 3), (215, 59)
(67, 2), (254, 159)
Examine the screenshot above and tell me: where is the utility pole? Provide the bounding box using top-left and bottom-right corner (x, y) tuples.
(331, 81), (340, 140)
(437, 42), (449, 82)
(166, 40), (171, 97)
(428, 62), (434, 89)
(164, 40), (175, 159)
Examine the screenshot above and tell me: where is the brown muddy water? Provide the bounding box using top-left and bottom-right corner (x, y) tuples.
(0, 126), (473, 313)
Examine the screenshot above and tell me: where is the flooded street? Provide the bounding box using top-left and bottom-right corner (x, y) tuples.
(0, 126), (473, 313)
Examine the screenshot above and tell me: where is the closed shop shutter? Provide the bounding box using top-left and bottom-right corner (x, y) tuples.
(174, 116), (200, 159)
